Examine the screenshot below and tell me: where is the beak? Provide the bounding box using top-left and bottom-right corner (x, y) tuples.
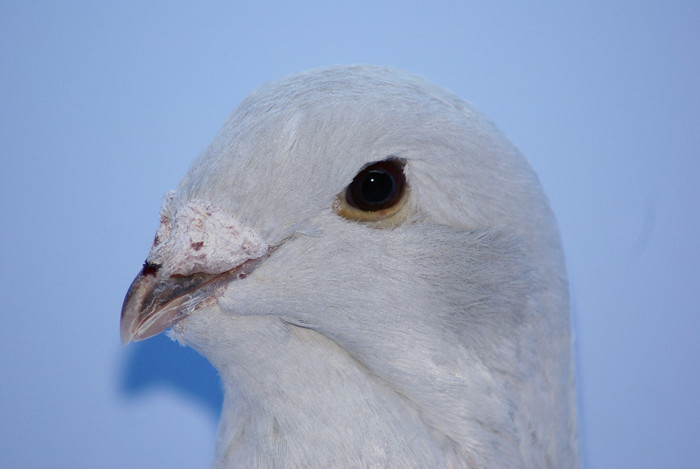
(120, 263), (223, 344)
(120, 256), (266, 344)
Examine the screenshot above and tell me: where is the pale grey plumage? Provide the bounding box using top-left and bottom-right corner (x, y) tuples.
(122, 65), (579, 468)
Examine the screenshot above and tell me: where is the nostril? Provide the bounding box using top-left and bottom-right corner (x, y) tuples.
(142, 261), (161, 277)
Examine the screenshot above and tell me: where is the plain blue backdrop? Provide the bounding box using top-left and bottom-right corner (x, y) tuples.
(1, 2), (698, 467)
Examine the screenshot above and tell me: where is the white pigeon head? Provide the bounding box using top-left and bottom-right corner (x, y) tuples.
(121, 65), (579, 468)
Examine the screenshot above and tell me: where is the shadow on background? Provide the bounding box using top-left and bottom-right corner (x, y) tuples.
(121, 333), (223, 419)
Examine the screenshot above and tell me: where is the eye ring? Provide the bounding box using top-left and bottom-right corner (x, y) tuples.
(333, 157), (411, 228)
(345, 159), (405, 212)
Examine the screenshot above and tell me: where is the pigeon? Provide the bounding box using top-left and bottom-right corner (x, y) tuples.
(121, 65), (579, 468)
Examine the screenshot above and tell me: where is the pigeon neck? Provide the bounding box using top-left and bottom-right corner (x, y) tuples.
(175, 312), (452, 467)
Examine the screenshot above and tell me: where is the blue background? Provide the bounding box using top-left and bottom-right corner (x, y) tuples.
(1, 2), (698, 467)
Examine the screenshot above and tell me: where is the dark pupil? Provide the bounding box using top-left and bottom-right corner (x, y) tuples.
(359, 169), (395, 206)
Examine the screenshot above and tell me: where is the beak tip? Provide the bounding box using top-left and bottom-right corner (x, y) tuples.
(119, 315), (135, 345)
(120, 330), (132, 345)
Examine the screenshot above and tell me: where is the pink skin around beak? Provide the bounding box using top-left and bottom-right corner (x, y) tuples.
(120, 193), (268, 344)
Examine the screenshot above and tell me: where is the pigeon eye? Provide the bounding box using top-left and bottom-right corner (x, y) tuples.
(334, 157), (411, 227)
(346, 160), (405, 211)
